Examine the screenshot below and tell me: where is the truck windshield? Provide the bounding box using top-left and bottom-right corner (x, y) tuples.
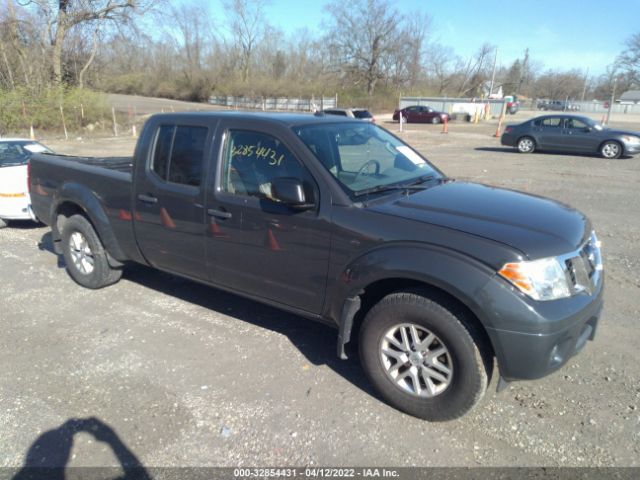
(294, 122), (440, 196)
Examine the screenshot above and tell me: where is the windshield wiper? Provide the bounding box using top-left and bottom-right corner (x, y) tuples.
(354, 175), (439, 197)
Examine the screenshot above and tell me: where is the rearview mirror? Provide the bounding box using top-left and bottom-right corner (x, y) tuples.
(271, 178), (315, 211)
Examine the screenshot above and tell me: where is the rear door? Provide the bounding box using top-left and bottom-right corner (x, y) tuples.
(134, 121), (213, 280)
(205, 123), (331, 313)
(536, 116), (565, 150)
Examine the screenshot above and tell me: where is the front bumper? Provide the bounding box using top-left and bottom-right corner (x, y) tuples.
(623, 143), (640, 156)
(479, 274), (604, 381)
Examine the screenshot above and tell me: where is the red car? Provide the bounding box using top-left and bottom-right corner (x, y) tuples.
(393, 105), (450, 124)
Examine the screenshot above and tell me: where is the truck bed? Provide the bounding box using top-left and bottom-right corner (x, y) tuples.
(29, 152), (138, 262)
(40, 154), (133, 174)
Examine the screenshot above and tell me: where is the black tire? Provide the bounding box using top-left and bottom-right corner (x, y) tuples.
(517, 136), (535, 153)
(0, 218), (7, 229)
(600, 140), (622, 159)
(431, 116), (441, 124)
(359, 291), (489, 421)
(61, 214), (122, 289)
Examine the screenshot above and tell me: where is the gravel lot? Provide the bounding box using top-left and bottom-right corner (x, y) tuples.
(1, 112), (639, 469)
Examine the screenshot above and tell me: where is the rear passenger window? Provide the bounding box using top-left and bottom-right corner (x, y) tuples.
(542, 118), (562, 128)
(151, 125), (208, 187)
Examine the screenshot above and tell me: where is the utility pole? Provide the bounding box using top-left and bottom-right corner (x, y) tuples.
(489, 47), (498, 97)
(581, 68), (589, 102)
(606, 78), (617, 125)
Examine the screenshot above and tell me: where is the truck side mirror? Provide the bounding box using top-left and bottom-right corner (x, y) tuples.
(271, 178), (315, 211)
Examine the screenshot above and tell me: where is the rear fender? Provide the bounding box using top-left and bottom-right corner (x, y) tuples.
(51, 182), (126, 264)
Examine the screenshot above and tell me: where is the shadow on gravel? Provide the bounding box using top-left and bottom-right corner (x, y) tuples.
(2, 220), (45, 230)
(12, 417), (150, 480)
(474, 147), (518, 154)
(122, 263), (376, 399)
(36, 232), (376, 401)
(474, 146), (632, 160)
(37, 232), (65, 268)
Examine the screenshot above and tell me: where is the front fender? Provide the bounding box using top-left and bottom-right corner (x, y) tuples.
(327, 243), (498, 338)
(51, 182), (127, 261)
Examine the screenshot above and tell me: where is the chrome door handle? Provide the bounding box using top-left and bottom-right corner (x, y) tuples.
(207, 208), (232, 219)
(137, 194), (158, 204)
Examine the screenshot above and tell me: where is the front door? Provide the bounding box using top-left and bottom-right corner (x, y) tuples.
(134, 122), (212, 280)
(561, 117), (600, 153)
(205, 126), (331, 314)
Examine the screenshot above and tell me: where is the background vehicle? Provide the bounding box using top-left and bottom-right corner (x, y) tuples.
(504, 95), (519, 114)
(501, 114), (640, 159)
(0, 139), (52, 228)
(30, 112), (603, 421)
(538, 100), (580, 111)
(393, 105), (450, 124)
(322, 108), (375, 122)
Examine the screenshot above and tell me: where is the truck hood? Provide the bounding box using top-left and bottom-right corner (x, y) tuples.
(369, 181), (588, 259)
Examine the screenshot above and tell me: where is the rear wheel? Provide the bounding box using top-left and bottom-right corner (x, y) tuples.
(359, 291), (490, 421)
(600, 141), (622, 159)
(431, 116), (441, 124)
(517, 136), (535, 153)
(61, 214), (122, 289)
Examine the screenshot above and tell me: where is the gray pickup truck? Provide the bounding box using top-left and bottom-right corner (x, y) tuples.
(29, 112), (604, 421)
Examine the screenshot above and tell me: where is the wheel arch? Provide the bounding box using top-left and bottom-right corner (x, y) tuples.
(50, 183), (126, 265)
(331, 245), (497, 363)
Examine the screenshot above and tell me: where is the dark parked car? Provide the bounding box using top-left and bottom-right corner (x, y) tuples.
(501, 114), (640, 159)
(30, 112), (603, 421)
(539, 100), (580, 112)
(393, 105), (450, 124)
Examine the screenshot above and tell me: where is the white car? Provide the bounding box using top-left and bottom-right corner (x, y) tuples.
(0, 139), (53, 228)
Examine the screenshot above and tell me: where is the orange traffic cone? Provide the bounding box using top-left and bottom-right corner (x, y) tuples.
(160, 207), (176, 229)
(441, 116), (448, 134)
(494, 115), (504, 137)
(265, 228), (282, 251)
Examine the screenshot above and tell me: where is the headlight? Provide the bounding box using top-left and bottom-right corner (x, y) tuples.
(622, 135), (640, 144)
(498, 257), (571, 301)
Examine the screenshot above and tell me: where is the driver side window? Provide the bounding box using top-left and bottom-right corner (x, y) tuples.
(221, 130), (315, 201)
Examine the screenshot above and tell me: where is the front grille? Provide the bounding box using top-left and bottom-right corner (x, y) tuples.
(561, 232), (603, 296)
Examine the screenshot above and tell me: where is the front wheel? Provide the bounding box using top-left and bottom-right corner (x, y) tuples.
(359, 291), (490, 421)
(600, 141), (622, 159)
(61, 214), (122, 289)
(0, 218), (6, 229)
(517, 136), (535, 153)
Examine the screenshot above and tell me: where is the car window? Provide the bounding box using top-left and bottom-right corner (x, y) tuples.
(325, 110), (347, 116)
(221, 130), (314, 201)
(151, 125), (207, 187)
(0, 141), (52, 167)
(566, 118), (588, 129)
(295, 122), (440, 196)
(541, 118), (563, 128)
(352, 110), (373, 119)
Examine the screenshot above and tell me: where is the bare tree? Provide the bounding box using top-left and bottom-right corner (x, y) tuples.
(224, 0), (268, 83)
(17, 0), (151, 86)
(617, 32), (640, 87)
(324, 0), (401, 96)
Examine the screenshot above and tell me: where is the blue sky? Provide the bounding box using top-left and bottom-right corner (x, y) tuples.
(204, 0), (640, 77)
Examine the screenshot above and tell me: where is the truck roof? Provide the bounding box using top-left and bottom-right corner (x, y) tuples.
(148, 110), (361, 127)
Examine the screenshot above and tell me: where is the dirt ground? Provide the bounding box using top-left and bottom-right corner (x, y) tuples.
(1, 111), (639, 470)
